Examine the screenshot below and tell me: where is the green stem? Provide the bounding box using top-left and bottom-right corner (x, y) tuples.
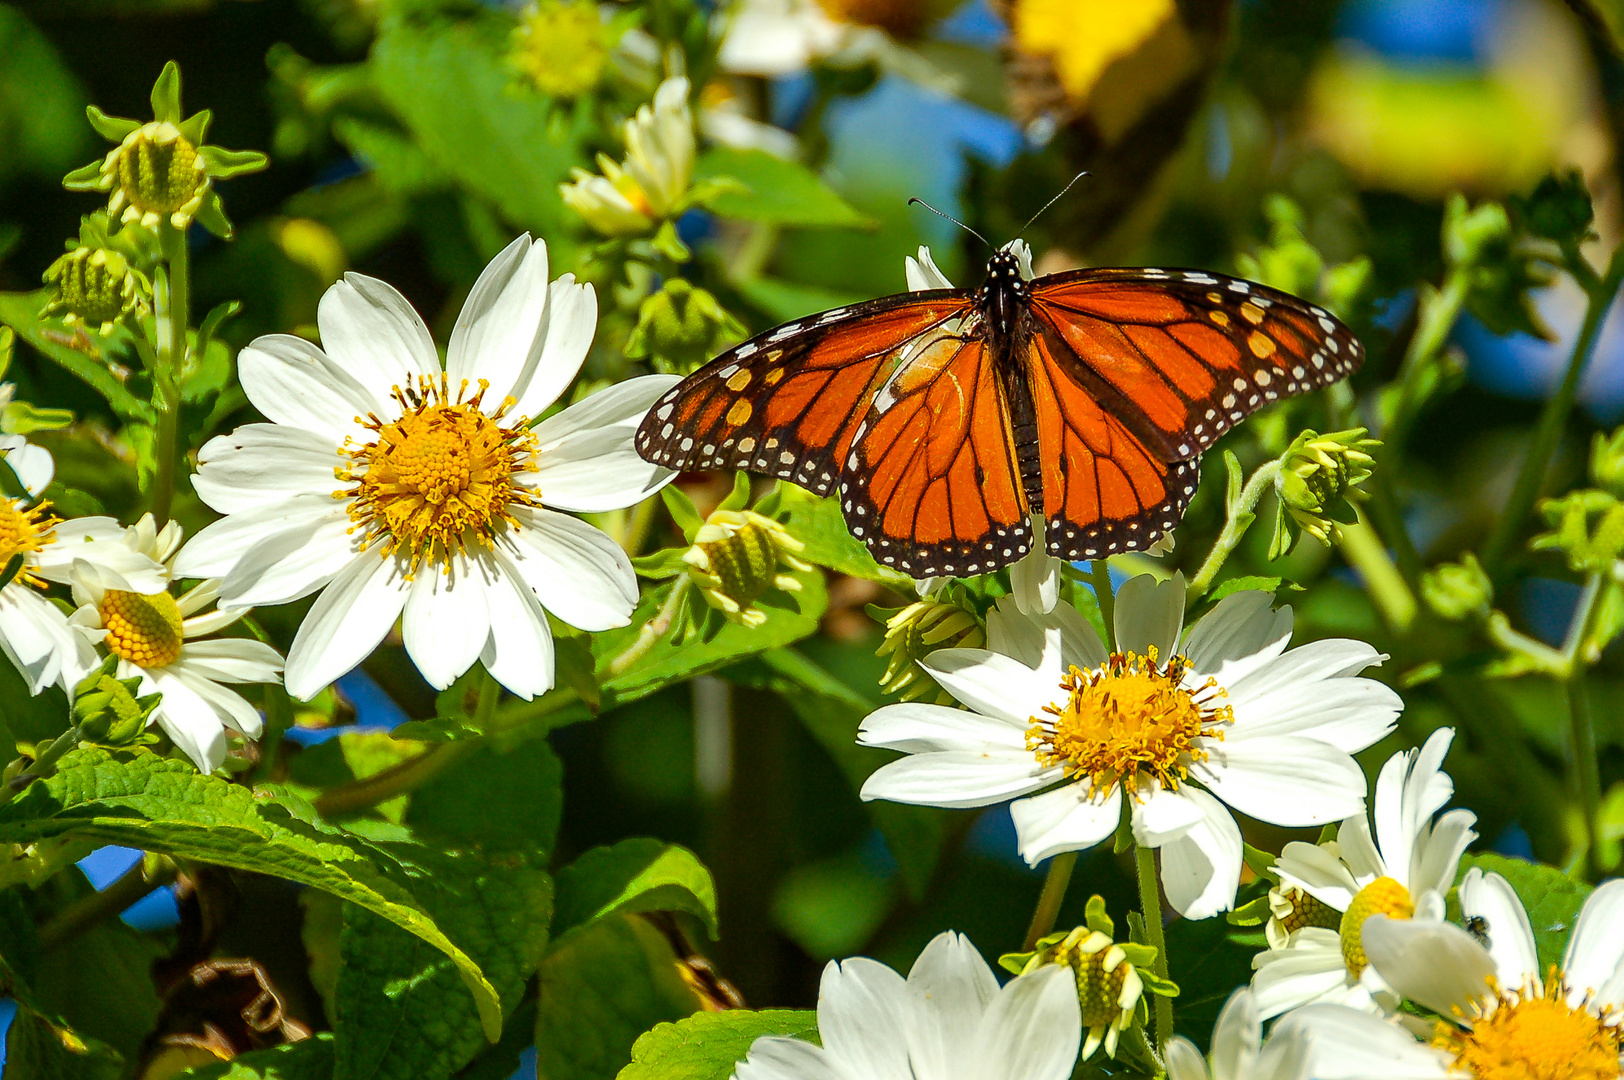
(39, 856), (177, 953)
(1185, 460), (1281, 602)
(1336, 515), (1418, 632)
(605, 577), (690, 679)
(312, 739), (480, 817)
(1483, 248), (1624, 573)
(1563, 572), (1606, 878)
(1021, 851), (1077, 951)
(0, 727), (81, 808)
(472, 667), (501, 737)
(1134, 845), (1173, 1053)
(1090, 560), (1115, 647)
(150, 223), (190, 527)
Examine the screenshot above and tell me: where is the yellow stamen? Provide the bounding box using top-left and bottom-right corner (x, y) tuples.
(0, 499), (60, 589)
(1027, 648), (1231, 799)
(1339, 876), (1414, 978)
(1434, 969), (1621, 1080)
(340, 375), (538, 575)
(101, 589), (185, 669)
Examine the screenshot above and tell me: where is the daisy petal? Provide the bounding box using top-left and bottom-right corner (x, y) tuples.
(283, 554), (409, 700)
(0, 587), (97, 695)
(317, 272), (438, 394)
(1361, 914), (1498, 1017)
(1157, 786), (1243, 918)
(817, 958), (911, 1080)
(1276, 1005), (1452, 1079)
(402, 554), (493, 690)
(1131, 780), (1208, 846)
(906, 931), (999, 1080)
(219, 510), (360, 608)
(175, 639), (285, 684)
(446, 233), (551, 403)
(1564, 878), (1624, 1010)
(510, 276), (598, 419)
(0, 436), (53, 497)
(1407, 809), (1476, 900)
(507, 507), (637, 631)
(1181, 589), (1292, 679)
(168, 665), (266, 738)
(1273, 839), (1362, 911)
(1197, 737), (1367, 827)
(970, 965), (1081, 1080)
(192, 424), (342, 514)
(857, 702), (1027, 753)
(1226, 676), (1401, 753)
(1335, 813), (1386, 881)
(480, 549), (556, 700)
(735, 1037), (842, 1080)
(922, 649), (1054, 726)
(1228, 639), (1387, 699)
(526, 375), (680, 512)
(860, 752), (1055, 809)
(1249, 930), (1356, 1019)
(1113, 573), (1184, 659)
(237, 334), (377, 444)
(145, 668), (231, 773)
(1458, 868), (1539, 990)
(1009, 782), (1121, 865)
(1162, 1038), (1207, 1080)
(984, 595), (1106, 671)
(1208, 987), (1262, 1080)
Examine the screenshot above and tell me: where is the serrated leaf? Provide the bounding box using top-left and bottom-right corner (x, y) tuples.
(0, 291), (154, 422)
(616, 1010), (819, 1080)
(773, 487), (911, 589)
(553, 839), (718, 941)
(174, 1034), (335, 1079)
(691, 148), (869, 228)
(404, 740), (563, 856)
(1206, 576), (1289, 605)
(0, 747), (507, 1040)
(333, 851), (552, 1080)
(1456, 853), (1591, 972)
(536, 914), (702, 1080)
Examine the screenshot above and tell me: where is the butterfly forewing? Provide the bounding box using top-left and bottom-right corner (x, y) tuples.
(1029, 268), (1364, 460)
(843, 332), (1031, 577)
(634, 292), (972, 496)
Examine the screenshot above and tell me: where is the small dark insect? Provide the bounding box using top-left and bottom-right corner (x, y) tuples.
(636, 242), (1362, 577)
(1466, 914), (1492, 949)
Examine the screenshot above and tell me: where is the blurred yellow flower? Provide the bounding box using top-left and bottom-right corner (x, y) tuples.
(512, 0), (610, 98)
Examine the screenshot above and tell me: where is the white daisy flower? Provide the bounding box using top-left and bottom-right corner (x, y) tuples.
(733, 930), (1081, 1080)
(68, 515), (283, 773)
(173, 235), (679, 701)
(561, 77), (695, 236)
(903, 243), (1058, 614)
(859, 576), (1401, 918)
(1288, 870), (1624, 1078)
(0, 436), (166, 696)
(1163, 988), (1312, 1080)
(717, 0), (956, 91)
(1250, 728), (1478, 1018)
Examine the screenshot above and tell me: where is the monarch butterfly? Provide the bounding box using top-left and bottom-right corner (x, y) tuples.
(634, 242), (1363, 578)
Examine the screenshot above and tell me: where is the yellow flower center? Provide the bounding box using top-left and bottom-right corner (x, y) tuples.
(341, 376), (538, 574)
(1028, 649), (1230, 799)
(101, 589), (185, 669)
(1339, 876), (1414, 978)
(0, 499), (59, 590)
(512, 0), (608, 97)
(1434, 972), (1622, 1080)
(115, 122), (206, 217)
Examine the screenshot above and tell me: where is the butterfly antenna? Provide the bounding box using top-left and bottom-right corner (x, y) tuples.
(907, 197), (989, 249)
(1020, 171), (1091, 234)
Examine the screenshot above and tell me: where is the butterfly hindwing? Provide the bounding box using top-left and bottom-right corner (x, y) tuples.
(841, 329), (1030, 578)
(1028, 268), (1363, 461)
(635, 292), (972, 496)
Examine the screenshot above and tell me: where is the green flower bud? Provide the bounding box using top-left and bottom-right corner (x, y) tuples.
(1265, 883), (1344, 950)
(1420, 553), (1493, 622)
(1270, 428), (1379, 558)
(625, 280), (747, 375)
(1532, 490), (1624, 574)
(1592, 427), (1624, 499)
(72, 655), (161, 747)
(42, 246), (151, 334)
(683, 509), (812, 628)
(1443, 194), (1512, 269)
(873, 598), (984, 702)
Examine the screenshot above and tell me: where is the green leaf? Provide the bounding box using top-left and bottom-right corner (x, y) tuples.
(660, 486), (705, 541)
(84, 105), (137, 142)
(0, 747), (508, 1041)
(554, 839), (718, 941)
(174, 1034), (335, 1079)
(0, 291), (155, 422)
(330, 116), (449, 196)
(692, 148), (870, 228)
(333, 851), (552, 1080)
(197, 145), (270, 179)
(721, 649), (943, 901)
(536, 914), (703, 1080)
(370, 14), (584, 235)
(404, 740), (563, 856)
(590, 568), (827, 708)
(772, 486), (911, 588)
(3, 1010), (123, 1080)
(1206, 576), (1289, 605)
(633, 547), (691, 579)
(617, 1010), (819, 1080)
(1456, 853), (1592, 972)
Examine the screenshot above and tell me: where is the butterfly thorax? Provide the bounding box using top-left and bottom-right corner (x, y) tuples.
(975, 248), (1046, 520)
(976, 249), (1029, 343)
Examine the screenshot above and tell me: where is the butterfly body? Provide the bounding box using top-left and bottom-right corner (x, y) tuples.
(635, 244), (1362, 578)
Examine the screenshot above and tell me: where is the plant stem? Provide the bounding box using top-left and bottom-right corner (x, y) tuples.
(1563, 571), (1606, 878)
(1021, 851), (1077, 951)
(312, 739), (479, 817)
(0, 727), (81, 808)
(1090, 560), (1115, 646)
(39, 856), (177, 953)
(605, 577), (690, 679)
(1483, 247), (1624, 573)
(1185, 460), (1281, 602)
(150, 223), (191, 527)
(1134, 845), (1174, 1053)
(1335, 515), (1418, 631)
(472, 667), (501, 736)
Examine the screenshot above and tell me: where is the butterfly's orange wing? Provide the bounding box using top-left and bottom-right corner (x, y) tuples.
(635, 292), (972, 497)
(843, 329), (1030, 577)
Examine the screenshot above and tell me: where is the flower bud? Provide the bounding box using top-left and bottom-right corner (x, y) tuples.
(625, 280), (747, 375)
(1592, 426), (1624, 499)
(512, 0), (610, 98)
(1420, 553), (1493, 622)
(1271, 428), (1379, 557)
(1265, 883), (1343, 950)
(873, 599), (984, 701)
(1531, 490), (1624, 574)
(683, 509), (812, 628)
(42, 246), (151, 334)
(560, 76), (694, 235)
(72, 655), (161, 747)
(107, 122), (210, 229)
